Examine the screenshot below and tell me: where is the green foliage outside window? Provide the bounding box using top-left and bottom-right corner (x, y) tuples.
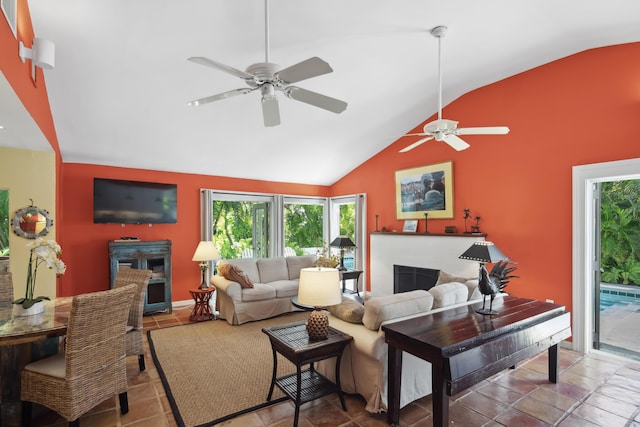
(284, 204), (323, 255)
(339, 204), (355, 238)
(211, 201), (254, 259)
(600, 180), (640, 285)
(0, 190), (9, 257)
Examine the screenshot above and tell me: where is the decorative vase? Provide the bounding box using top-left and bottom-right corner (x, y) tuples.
(12, 300), (45, 317)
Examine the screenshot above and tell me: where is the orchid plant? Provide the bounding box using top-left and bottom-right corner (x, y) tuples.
(13, 238), (66, 309)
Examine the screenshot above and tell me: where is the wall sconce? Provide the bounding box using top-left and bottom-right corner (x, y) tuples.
(19, 38), (56, 70)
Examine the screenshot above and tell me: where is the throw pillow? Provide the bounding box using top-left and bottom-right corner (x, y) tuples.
(218, 263), (254, 288)
(436, 270), (476, 286)
(327, 297), (365, 324)
(428, 282), (468, 309)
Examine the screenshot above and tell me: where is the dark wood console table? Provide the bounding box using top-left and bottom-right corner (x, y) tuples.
(382, 296), (571, 427)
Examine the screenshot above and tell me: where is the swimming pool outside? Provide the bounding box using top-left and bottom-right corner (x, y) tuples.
(599, 283), (640, 358)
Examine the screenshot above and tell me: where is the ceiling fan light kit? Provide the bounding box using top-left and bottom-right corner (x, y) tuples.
(187, 0), (347, 127)
(400, 25), (510, 153)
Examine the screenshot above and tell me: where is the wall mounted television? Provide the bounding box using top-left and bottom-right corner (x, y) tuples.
(93, 178), (177, 224)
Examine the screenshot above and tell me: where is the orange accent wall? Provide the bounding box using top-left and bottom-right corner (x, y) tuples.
(332, 42), (640, 317)
(1, 0), (59, 154)
(59, 164), (330, 301)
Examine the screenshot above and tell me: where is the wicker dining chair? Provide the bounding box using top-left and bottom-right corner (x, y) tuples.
(20, 284), (137, 427)
(113, 268), (152, 371)
(0, 271), (13, 306)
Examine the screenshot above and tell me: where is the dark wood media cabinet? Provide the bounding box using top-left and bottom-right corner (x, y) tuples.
(108, 240), (172, 314)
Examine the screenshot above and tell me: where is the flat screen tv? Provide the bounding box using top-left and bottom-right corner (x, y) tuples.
(93, 178), (177, 224)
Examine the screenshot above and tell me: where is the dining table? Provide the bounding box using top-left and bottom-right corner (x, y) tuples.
(0, 298), (72, 426)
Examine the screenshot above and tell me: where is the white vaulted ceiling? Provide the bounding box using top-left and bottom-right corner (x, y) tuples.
(21, 0), (640, 185)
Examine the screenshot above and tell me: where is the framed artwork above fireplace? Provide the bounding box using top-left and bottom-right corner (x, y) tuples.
(395, 161), (453, 219)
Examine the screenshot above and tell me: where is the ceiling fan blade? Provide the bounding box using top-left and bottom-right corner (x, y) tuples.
(276, 57), (333, 84)
(284, 87), (347, 114)
(187, 88), (254, 106)
(262, 96), (280, 127)
(456, 126), (510, 135)
(399, 136), (434, 153)
(444, 134), (470, 151)
(188, 57), (255, 80)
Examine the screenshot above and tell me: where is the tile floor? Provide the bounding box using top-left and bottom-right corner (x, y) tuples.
(28, 305), (640, 427)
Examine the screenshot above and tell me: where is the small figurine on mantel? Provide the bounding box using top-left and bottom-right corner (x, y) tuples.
(424, 212), (429, 234)
(463, 209), (482, 234)
(463, 209), (471, 233)
(471, 216), (481, 234)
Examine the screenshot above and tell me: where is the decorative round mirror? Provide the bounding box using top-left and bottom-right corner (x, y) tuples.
(12, 204), (53, 239)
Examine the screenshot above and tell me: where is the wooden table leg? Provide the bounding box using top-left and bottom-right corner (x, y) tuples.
(548, 343), (559, 383)
(294, 365), (302, 427)
(432, 361), (449, 427)
(387, 344), (402, 426)
(335, 353), (347, 411)
(266, 347), (277, 401)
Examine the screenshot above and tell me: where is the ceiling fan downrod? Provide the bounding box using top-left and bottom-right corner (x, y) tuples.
(264, 0), (270, 63)
(431, 25), (447, 122)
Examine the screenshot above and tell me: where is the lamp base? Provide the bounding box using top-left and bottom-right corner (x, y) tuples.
(306, 308), (329, 340)
(199, 265), (210, 290)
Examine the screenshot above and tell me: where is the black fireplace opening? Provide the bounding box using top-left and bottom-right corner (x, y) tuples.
(393, 264), (440, 294)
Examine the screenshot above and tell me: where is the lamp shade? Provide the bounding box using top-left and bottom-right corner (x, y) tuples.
(192, 241), (220, 262)
(329, 236), (356, 248)
(458, 241), (506, 263)
(298, 267), (342, 307)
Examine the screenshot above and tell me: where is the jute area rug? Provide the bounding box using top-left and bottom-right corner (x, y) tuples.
(147, 311), (309, 427)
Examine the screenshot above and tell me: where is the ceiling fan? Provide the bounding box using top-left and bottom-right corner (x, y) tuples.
(187, 0), (347, 127)
(400, 26), (509, 152)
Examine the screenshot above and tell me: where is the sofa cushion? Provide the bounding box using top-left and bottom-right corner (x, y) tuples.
(219, 259), (260, 284)
(428, 282), (468, 309)
(217, 263), (254, 289)
(257, 257), (289, 283)
(286, 255), (316, 280)
(436, 270), (476, 286)
(328, 297), (365, 324)
(363, 290), (434, 331)
(269, 279), (299, 298)
(240, 283), (276, 302)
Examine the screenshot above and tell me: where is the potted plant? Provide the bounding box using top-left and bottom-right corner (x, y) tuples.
(13, 238), (66, 316)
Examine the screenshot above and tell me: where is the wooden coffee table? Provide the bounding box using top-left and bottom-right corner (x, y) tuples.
(382, 296), (571, 427)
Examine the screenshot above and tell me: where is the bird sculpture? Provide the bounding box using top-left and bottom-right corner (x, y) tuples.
(476, 258), (519, 315)
(476, 265), (500, 315)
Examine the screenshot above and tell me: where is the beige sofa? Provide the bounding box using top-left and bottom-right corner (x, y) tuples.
(210, 255), (316, 325)
(317, 274), (489, 413)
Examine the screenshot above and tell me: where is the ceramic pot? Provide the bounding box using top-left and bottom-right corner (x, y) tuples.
(12, 300), (44, 317)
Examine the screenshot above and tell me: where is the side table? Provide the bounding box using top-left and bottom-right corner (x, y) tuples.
(340, 269), (362, 297)
(189, 287), (215, 322)
(262, 321), (352, 427)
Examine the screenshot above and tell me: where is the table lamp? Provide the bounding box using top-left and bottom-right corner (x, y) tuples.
(297, 267), (342, 340)
(192, 241), (220, 289)
(329, 236), (356, 271)
(459, 241), (506, 315)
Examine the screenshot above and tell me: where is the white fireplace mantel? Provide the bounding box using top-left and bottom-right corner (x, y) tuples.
(370, 232), (485, 296)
